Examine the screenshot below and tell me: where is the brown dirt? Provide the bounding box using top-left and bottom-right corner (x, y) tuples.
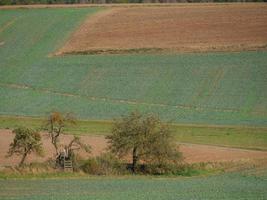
(179, 143), (267, 163)
(0, 129), (107, 166)
(56, 4), (267, 55)
(1, 129), (267, 166)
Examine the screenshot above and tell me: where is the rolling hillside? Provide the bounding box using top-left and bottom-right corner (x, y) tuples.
(0, 7), (267, 126)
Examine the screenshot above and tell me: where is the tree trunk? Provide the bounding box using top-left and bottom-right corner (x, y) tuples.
(132, 147), (138, 173)
(52, 137), (58, 155)
(19, 151), (28, 167)
(50, 119), (58, 155)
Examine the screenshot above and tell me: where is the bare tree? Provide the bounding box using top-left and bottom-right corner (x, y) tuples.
(66, 136), (91, 157)
(45, 112), (76, 155)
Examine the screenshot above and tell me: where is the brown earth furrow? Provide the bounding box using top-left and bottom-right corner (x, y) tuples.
(56, 4), (267, 55)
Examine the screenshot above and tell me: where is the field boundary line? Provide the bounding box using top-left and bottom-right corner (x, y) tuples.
(55, 8), (122, 56)
(1, 115), (267, 129)
(201, 68), (225, 103)
(1, 3), (267, 10)
(0, 17), (18, 34)
(177, 142), (267, 152)
(55, 45), (267, 56)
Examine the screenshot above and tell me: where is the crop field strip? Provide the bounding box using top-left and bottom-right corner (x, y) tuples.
(2, 54), (266, 125)
(2, 82), (266, 115)
(57, 4), (267, 55)
(0, 168), (267, 200)
(0, 5), (267, 126)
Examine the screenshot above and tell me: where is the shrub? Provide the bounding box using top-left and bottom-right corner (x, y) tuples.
(81, 158), (101, 174)
(80, 153), (127, 175)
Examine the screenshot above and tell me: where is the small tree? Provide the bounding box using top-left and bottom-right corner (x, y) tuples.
(106, 111), (182, 173)
(45, 112), (76, 155)
(66, 136), (91, 159)
(57, 136), (91, 170)
(6, 127), (44, 166)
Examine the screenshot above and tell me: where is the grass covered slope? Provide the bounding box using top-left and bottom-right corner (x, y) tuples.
(0, 169), (267, 200)
(0, 8), (267, 126)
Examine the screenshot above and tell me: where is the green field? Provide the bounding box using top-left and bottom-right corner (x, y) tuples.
(0, 8), (267, 126)
(0, 7), (267, 200)
(0, 168), (267, 200)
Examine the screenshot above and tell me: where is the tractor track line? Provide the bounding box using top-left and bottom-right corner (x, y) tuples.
(1, 82), (266, 115)
(0, 17), (19, 34)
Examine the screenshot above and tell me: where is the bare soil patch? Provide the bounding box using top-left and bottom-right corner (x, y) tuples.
(179, 143), (267, 163)
(57, 4), (267, 55)
(1, 129), (267, 166)
(0, 130), (107, 166)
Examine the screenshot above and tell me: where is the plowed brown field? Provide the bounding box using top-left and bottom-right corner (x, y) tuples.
(1, 129), (267, 166)
(57, 4), (267, 55)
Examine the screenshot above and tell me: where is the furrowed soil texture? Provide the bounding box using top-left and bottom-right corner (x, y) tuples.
(57, 4), (267, 55)
(0, 5), (267, 126)
(0, 169), (267, 199)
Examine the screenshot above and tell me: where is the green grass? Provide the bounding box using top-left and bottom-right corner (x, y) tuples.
(172, 124), (267, 151)
(0, 171), (85, 179)
(0, 169), (266, 200)
(1, 116), (267, 150)
(0, 116), (112, 134)
(0, 8), (267, 126)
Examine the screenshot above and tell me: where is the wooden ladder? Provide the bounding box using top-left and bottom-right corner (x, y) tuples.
(63, 160), (73, 172)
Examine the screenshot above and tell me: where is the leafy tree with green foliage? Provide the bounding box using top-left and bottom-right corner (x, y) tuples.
(44, 112), (76, 155)
(106, 111), (182, 173)
(6, 127), (44, 166)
